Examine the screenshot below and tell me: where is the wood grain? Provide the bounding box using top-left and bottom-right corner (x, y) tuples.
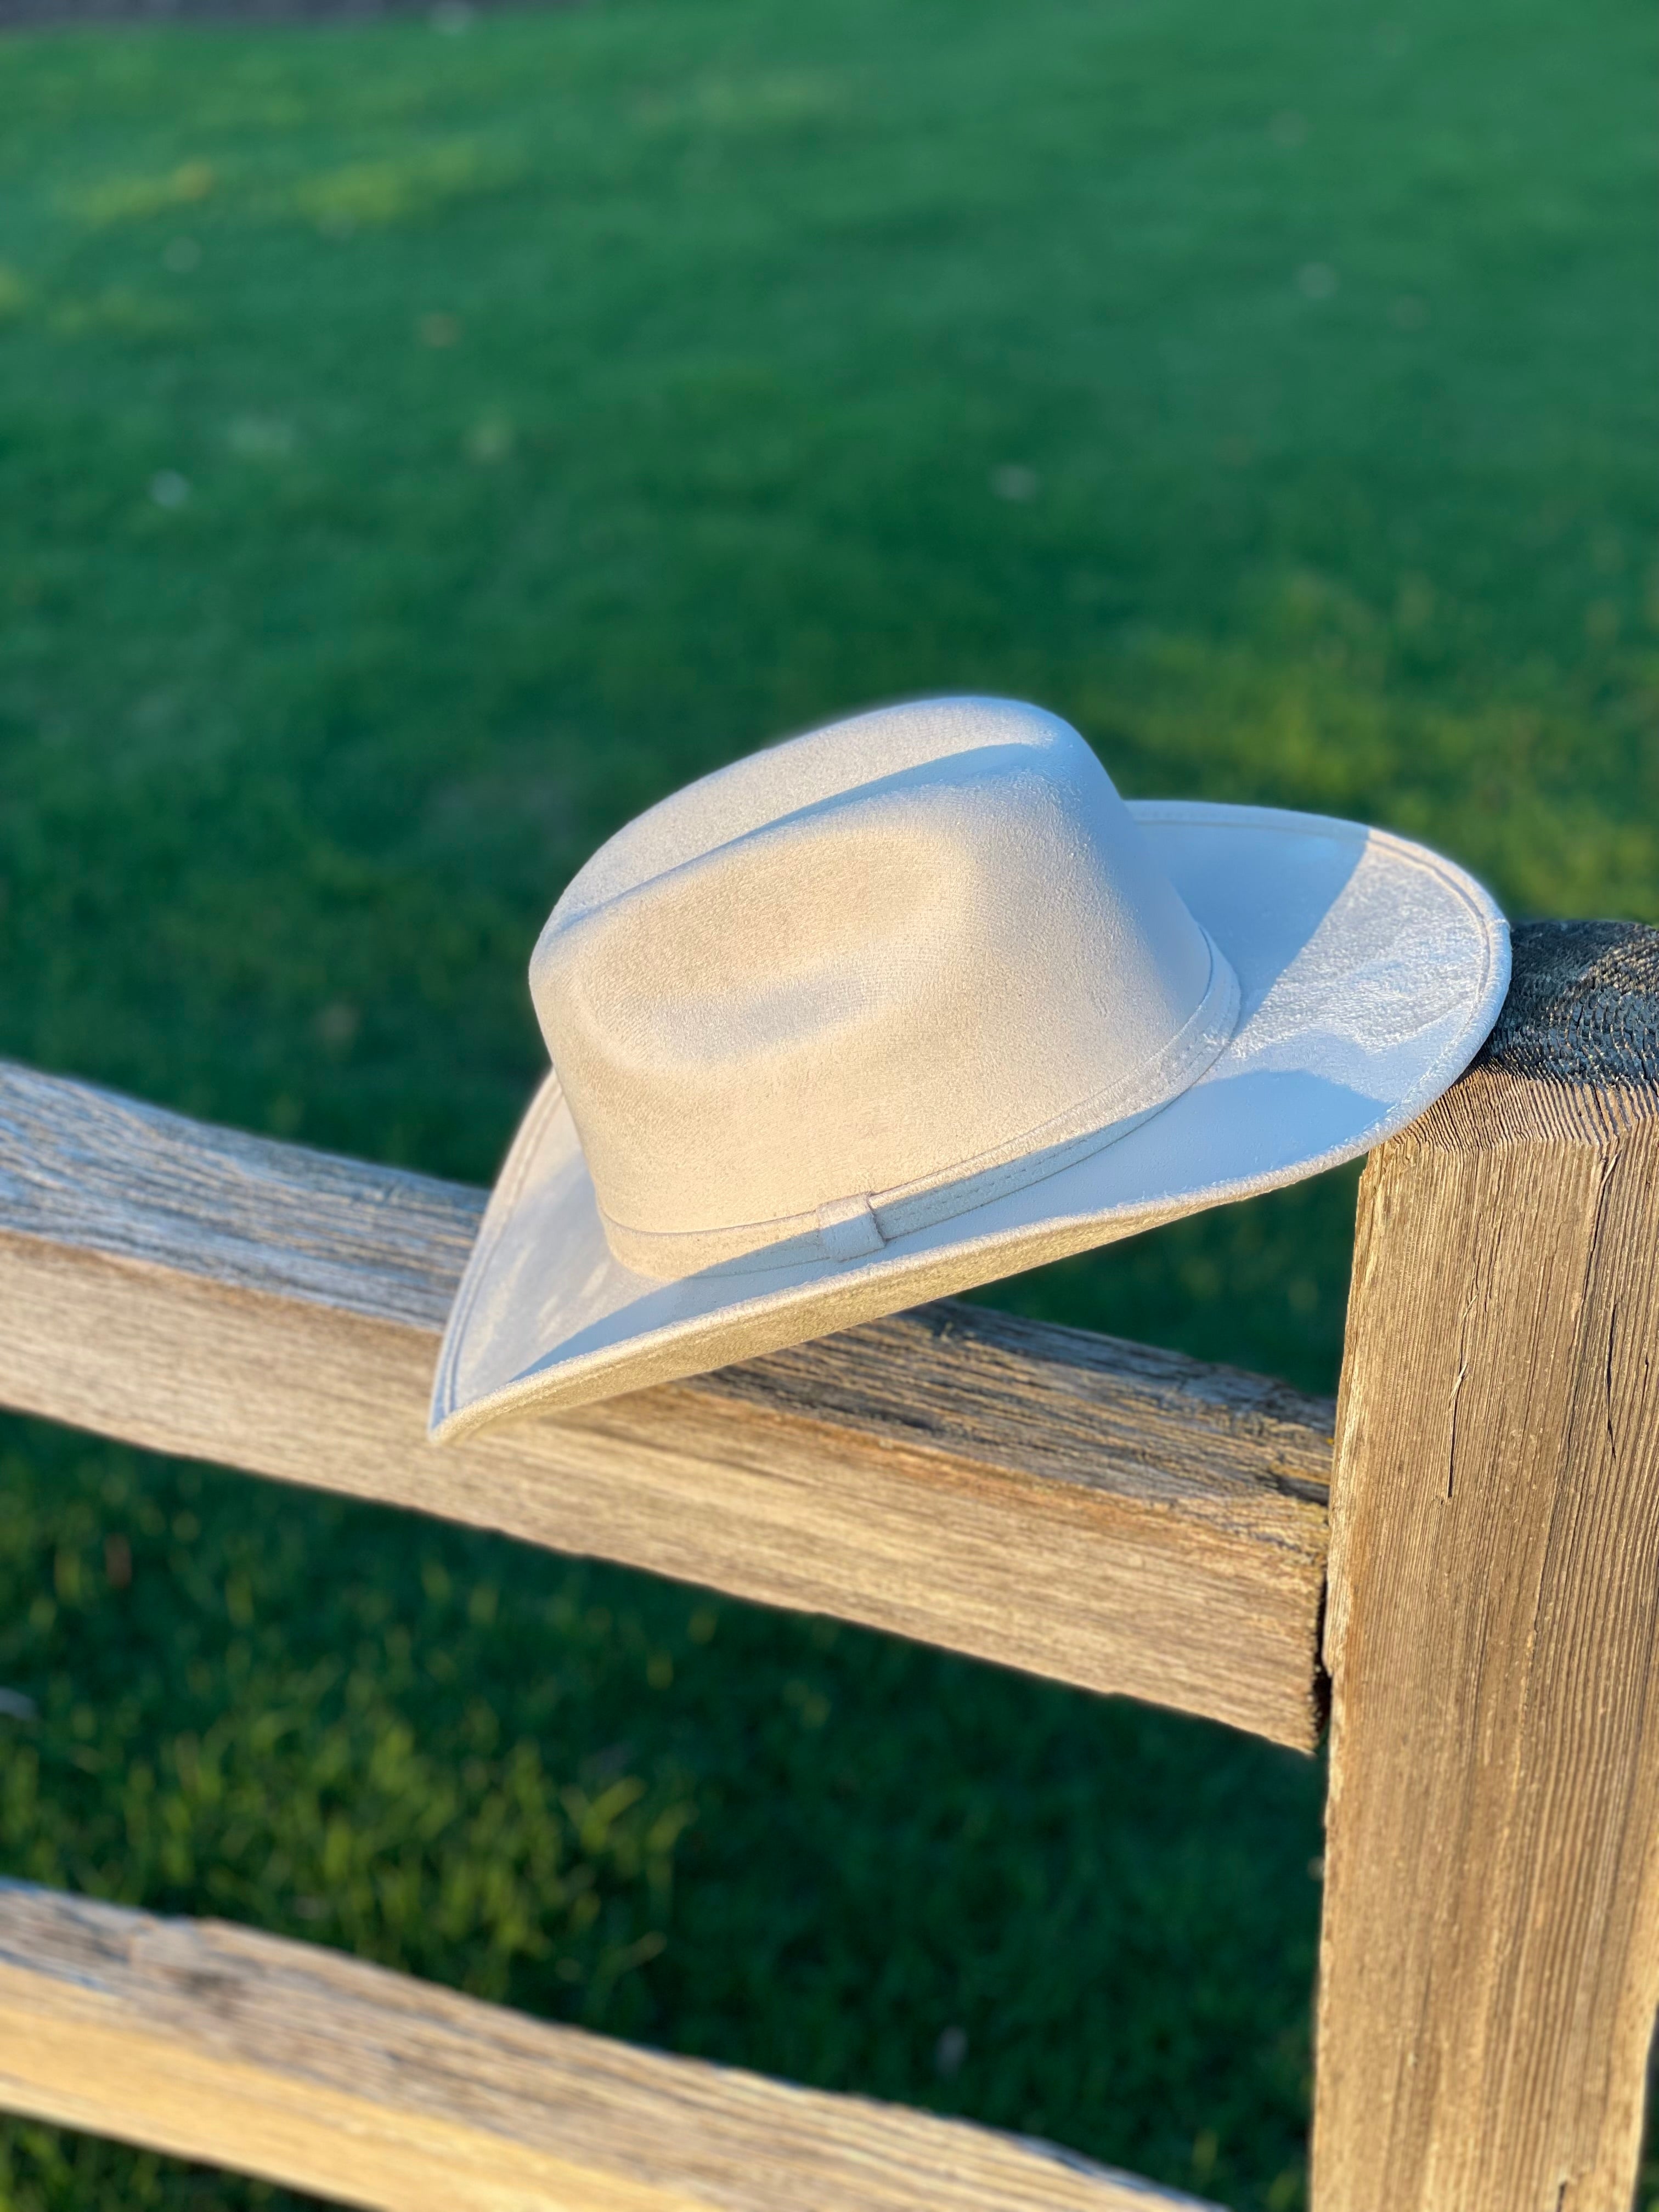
(0, 1881), (1221, 2212)
(1313, 921), (1659, 2212)
(0, 1060), (1333, 1747)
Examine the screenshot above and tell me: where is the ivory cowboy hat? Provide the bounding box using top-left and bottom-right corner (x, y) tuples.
(430, 696), (1508, 1441)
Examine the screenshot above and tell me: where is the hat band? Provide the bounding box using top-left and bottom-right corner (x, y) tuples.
(600, 934), (1241, 1282)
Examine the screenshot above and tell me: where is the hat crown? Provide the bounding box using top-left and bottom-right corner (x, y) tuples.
(531, 698), (1237, 1277)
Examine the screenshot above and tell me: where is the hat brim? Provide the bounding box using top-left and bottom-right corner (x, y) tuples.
(430, 801), (1508, 1441)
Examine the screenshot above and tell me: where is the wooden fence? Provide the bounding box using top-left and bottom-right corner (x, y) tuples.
(0, 916), (1655, 2211)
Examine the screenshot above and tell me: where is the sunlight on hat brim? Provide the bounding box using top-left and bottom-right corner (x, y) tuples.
(430, 801), (1509, 1440)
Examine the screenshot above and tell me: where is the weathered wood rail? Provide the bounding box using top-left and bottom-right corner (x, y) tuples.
(0, 1885), (1215, 2212)
(0, 1058), (1334, 1751)
(0, 918), (1656, 2212)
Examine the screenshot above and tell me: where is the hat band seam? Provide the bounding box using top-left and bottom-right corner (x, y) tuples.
(600, 933), (1240, 1280)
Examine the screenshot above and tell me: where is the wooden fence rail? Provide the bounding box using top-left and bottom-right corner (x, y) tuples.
(0, 1883), (1218, 2212)
(0, 1060), (1333, 1750)
(3, 919), (1659, 2212)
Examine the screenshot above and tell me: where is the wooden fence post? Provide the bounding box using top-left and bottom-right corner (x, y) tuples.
(1314, 919), (1659, 2212)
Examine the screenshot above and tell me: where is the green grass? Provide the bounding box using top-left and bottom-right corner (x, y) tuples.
(0, 0), (1652, 2204)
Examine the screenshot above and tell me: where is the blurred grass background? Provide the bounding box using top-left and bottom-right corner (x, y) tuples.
(0, 0), (1652, 2204)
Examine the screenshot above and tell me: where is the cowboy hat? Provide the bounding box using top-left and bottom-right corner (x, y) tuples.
(430, 696), (1508, 1440)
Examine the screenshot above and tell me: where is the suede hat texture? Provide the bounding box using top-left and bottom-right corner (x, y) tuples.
(431, 697), (1509, 1440)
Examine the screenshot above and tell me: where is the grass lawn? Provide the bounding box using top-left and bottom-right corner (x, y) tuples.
(0, 0), (1652, 2204)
